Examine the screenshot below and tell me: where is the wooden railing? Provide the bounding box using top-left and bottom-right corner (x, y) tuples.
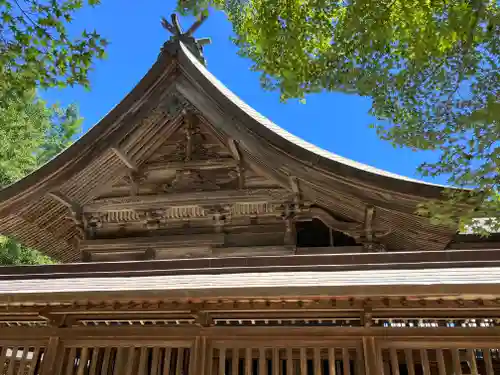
(1, 326), (499, 375)
(0, 344), (45, 375)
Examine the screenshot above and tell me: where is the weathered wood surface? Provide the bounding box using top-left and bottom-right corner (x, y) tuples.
(1, 248), (500, 280)
(0, 37), (468, 262)
(1, 325), (499, 375)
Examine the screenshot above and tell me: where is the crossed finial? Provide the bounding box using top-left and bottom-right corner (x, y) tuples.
(161, 13), (211, 65)
(162, 14), (211, 45)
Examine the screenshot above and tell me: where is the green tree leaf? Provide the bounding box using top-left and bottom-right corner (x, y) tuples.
(0, 89), (82, 265)
(180, 0), (500, 234)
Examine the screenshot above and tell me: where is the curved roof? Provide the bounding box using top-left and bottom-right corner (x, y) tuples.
(179, 43), (447, 189)
(0, 40), (457, 261)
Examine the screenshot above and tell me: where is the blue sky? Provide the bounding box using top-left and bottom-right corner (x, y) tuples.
(43, 0), (445, 184)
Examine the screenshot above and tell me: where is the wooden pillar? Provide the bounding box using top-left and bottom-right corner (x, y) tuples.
(190, 336), (208, 375)
(362, 337), (383, 375)
(40, 336), (64, 375)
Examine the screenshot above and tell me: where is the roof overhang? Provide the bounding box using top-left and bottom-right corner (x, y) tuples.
(0, 249), (500, 304)
(0, 41), (463, 260)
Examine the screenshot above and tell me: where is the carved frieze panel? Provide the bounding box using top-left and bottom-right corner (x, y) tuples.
(146, 112), (228, 166)
(84, 201), (287, 229)
(162, 169), (222, 192)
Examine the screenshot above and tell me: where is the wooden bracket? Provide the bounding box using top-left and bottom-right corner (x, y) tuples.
(362, 206), (390, 252)
(289, 176), (301, 204)
(193, 311), (213, 327)
(364, 206), (375, 243)
(361, 306), (373, 328)
(228, 138), (245, 189)
(47, 191), (80, 214)
(47, 191), (85, 239)
(38, 310), (68, 328)
(111, 147), (137, 171)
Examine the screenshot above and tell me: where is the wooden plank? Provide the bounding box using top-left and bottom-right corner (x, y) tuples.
(362, 338), (381, 375)
(342, 348), (350, 375)
(451, 348), (462, 375)
(232, 348), (239, 375)
(65, 348), (76, 375)
(389, 349), (400, 375)
(16, 346), (28, 375)
(76, 347), (89, 375)
(189, 338), (200, 375)
(6, 346), (18, 375)
(212, 347), (219, 375)
(467, 349), (478, 375)
(164, 347), (172, 375)
(125, 347), (135, 375)
(113, 348), (127, 375)
(51, 340), (68, 375)
(0, 346), (7, 373)
(245, 348), (252, 375)
(420, 349), (430, 375)
(300, 348), (307, 375)
(259, 348), (266, 375)
(272, 348), (279, 375)
(286, 348), (293, 375)
(27, 346), (41, 375)
(100, 348), (111, 374)
(482, 349), (494, 375)
(356, 344), (365, 375)
(382, 359), (390, 375)
(151, 347), (160, 375)
(138, 347), (148, 375)
(314, 348), (321, 375)
(88, 348), (99, 375)
(435, 349), (445, 375)
(328, 348), (336, 375)
(220, 347), (227, 375)
(177, 347), (185, 375)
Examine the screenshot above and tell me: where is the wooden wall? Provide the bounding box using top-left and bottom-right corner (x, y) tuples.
(0, 326), (499, 375)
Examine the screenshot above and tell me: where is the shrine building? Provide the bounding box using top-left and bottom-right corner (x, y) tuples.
(0, 14), (499, 375)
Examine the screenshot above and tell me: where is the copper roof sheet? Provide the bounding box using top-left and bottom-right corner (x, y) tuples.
(1, 267), (499, 295)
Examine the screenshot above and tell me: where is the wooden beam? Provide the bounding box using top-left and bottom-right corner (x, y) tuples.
(111, 147), (137, 171)
(228, 138), (245, 189)
(47, 192), (78, 211)
(39, 336), (63, 375)
(47, 192), (84, 238)
(289, 176), (300, 196)
(85, 188), (293, 212)
(145, 159), (238, 172)
(228, 139), (241, 162)
(2, 295), (500, 316)
(171, 14), (183, 35)
(364, 206), (375, 243)
(186, 13), (208, 36)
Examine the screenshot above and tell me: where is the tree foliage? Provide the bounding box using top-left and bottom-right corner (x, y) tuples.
(179, 0), (500, 234)
(0, 236), (54, 265)
(0, 0), (107, 102)
(0, 0), (102, 264)
(0, 90), (82, 265)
